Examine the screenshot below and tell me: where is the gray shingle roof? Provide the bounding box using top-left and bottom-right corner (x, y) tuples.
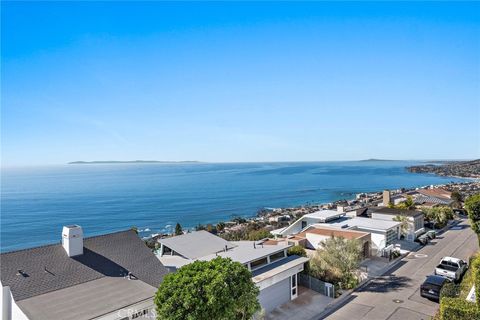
(0, 230), (168, 301)
(17, 277), (156, 320)
(415, 195), (454, 205)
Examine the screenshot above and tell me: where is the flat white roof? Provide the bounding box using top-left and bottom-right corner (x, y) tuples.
(201, 241), (291, 265)
(158, 231), (235, 259)
(157, 255), (193, 269)
(251, 255), (309, 284)
(327, 217), (400, 232)
(158, 237), (290, 267)
(303, 210), (345, 221)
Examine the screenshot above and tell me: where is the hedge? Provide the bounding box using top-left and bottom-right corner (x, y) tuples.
(471, 254), (480, 305)
(440, 297), (479, 320)
(439, 254), (480, 320)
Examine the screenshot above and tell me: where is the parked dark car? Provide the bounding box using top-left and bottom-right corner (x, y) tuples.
(420, 275), (450, 301)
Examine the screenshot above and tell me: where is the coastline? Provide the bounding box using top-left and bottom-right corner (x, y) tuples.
(1, 161), (477, 252)
(147, 175), (479, 241)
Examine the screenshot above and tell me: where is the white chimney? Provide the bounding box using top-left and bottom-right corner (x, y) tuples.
(62, 225), (83, 257)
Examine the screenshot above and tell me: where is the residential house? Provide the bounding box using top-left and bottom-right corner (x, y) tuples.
(370, 207), (425, 241)
(413, 188), (454, 208)
(326, 217), (401, 255)
(417, 188), (452, 199)
(0, 225), (168, 320)
(271, 210), (346, 236)
(271, 226), (371, 258)
(157, 231), (308, 313)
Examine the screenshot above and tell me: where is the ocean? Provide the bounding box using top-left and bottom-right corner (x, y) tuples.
(0, 161), (465, 252)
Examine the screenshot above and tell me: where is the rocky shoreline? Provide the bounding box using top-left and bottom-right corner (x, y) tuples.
(407, 159), (480, 178)
(145, 179), (480, 247)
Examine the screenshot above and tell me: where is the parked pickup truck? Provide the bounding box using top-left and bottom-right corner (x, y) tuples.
(434, 257), (468, 282)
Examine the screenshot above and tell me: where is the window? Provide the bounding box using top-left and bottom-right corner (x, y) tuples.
(386, 229), (397, 245)
(414, 216), (423, 231)
(250, 257), (268, 270)
(269, 251), (285, 263)
(301, 221), (307, 229)
(291, 274), (298, 299)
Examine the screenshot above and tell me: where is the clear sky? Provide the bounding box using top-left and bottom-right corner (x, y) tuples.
(2, 1), (479, 166)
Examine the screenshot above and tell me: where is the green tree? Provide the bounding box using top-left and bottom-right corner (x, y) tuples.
(396, 196), (416, 210)
(422, 206), (454, 229)
(247, 229), (271, 241)
(155, 257), (260, 320)
(309, 236), (362, 289)
(465, 194), (480, 244)
(216, 222), (226, 232)
(174, 223), (183, 236)
(393, 215), (410, 237)
(131, 226), (138, 234)
(195, 223), (206, 231)
(206, 224), (217, 234)
(287, 245), (307, 257)
(451, 190), (463, 206)
(232, 216), (247, 224)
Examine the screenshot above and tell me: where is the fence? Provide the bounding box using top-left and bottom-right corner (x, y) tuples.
(298, 273), (335, 298)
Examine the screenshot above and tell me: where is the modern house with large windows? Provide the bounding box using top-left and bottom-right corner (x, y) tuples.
(271, 210), (346, 236)
(272, 209), (401, 255)
(369, 207), (425, 241)
(157, 231), (309, 313)
(270, 226), (372, 259)
(0, 225), (168, 320)
(325, 217), (401, 254)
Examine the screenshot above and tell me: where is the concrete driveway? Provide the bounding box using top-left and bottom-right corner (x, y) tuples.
(266, 286), (333, 320)
(322, 219), (478, 320)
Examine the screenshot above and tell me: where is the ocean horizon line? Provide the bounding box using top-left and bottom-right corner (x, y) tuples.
(1, 158), (476, 169)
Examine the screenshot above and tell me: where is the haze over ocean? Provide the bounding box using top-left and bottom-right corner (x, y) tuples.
(0, 161), (467, 252)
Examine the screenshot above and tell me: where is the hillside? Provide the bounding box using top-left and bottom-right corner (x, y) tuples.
(407, 159), (480, 178)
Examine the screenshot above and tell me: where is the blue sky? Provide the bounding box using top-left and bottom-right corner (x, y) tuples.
(2, 2), (479, 166)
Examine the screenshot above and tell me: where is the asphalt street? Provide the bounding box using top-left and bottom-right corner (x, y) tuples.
(322, 219), (479, 320)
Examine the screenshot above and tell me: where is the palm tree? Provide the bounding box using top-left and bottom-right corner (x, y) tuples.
(393, 215), (409, 238)
(423, 206), (453, 229)
(174, 223), (183, 235)
(397, 196), (416, 210)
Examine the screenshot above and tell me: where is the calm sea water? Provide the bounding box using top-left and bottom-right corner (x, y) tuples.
(0, 161), (465, 252)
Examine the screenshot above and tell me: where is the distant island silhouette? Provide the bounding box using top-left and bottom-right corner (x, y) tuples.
(359, 158), (396, 162)
(68, 160), (201, 164)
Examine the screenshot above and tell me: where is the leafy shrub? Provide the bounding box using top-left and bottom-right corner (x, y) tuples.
(440, 282), (460, 299)
(471, 254), (480, 304)
(422, 206), (454, 229)
(247, 229), (272, 241)
(308, 237), (362, 289)
(439, 297), (479, 320)
(155, 257), (260, 320)
(287, 245), (307, 257)
(465, 194), (480, 244)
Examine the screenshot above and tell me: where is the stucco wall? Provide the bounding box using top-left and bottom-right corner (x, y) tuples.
(258, 278), (291, 313)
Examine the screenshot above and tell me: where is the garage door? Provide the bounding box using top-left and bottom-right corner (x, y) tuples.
(258, 277), (291, 313)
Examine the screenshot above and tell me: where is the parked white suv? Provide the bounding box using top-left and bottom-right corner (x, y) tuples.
(434, 257), (468, 282)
